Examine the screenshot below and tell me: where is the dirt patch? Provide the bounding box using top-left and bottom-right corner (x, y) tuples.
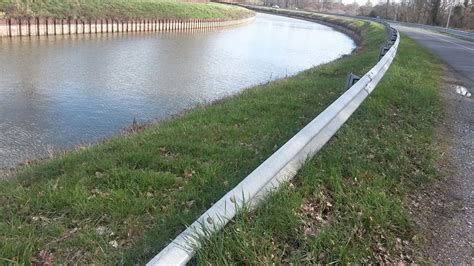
(0, 168), (14, 180)
(297, 187), (334, 239)
(406, 69), (473, 264)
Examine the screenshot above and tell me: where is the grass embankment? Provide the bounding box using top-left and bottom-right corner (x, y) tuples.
(0, 0), (253, 20)
(195, 21), (444, 265)
(0, 12), (442, 266)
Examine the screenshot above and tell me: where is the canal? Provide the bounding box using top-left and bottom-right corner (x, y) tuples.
(0, 13), (355, 168)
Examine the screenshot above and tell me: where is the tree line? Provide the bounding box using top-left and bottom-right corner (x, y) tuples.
(246, 0), (474, 29)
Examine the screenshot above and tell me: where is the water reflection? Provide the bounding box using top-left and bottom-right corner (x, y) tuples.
(0, 13), (355, 167)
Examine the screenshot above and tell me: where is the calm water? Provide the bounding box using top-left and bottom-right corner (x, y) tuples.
(0, 13), (355, 168)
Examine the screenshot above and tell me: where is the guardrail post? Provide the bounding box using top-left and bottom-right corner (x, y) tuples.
(391, 31), (397, 42)
(344, 73), (361, 91)
(378, 45), (390, 60)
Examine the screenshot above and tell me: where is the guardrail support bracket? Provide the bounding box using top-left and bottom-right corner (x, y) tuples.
(344, 73), (361, 91)
(379, 45), (390, 60)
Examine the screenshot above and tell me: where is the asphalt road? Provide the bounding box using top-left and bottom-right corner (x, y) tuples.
(394, 25), (474, 84)
(393, 25), (473, 264)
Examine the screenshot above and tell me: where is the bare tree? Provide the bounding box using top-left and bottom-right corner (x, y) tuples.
(430, 0), (442, 24)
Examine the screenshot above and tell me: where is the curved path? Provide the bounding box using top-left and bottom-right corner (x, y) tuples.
(393, 25), (473, 264)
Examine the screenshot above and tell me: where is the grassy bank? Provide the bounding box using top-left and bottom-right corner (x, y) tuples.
(0, 11), (442, 265)
(0, 0), (253, 20)
(195, 23), (444, 265)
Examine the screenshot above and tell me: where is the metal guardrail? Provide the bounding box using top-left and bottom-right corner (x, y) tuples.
(147, 11), (400, 266)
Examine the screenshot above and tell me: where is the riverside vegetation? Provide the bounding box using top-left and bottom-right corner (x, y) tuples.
(0, 10), (443, 265)
(0, 0), (253, 20)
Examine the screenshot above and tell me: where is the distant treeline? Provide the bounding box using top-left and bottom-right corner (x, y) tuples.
(230, 0), (474, 30)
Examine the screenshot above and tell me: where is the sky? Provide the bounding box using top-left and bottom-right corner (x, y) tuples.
(341, 0), (385, 5)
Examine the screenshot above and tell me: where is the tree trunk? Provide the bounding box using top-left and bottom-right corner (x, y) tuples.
(430, 0), (441, 25)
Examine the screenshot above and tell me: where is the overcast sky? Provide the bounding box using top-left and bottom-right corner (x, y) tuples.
(341, 0), (384, 5)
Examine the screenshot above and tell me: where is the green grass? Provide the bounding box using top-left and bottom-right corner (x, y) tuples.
(0, 10), (442, 265)
(0, 0), (253, 20)
(194, 20), (444, 265)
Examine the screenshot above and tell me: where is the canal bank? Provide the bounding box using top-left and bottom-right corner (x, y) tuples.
(0, 1), (254, 37)
(0, 10), (444, 266)
(0, 1), (253, 20)
(0, 15), (255, 37)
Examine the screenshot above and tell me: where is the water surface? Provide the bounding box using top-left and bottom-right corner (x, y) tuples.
(0, 13), (355, 167)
